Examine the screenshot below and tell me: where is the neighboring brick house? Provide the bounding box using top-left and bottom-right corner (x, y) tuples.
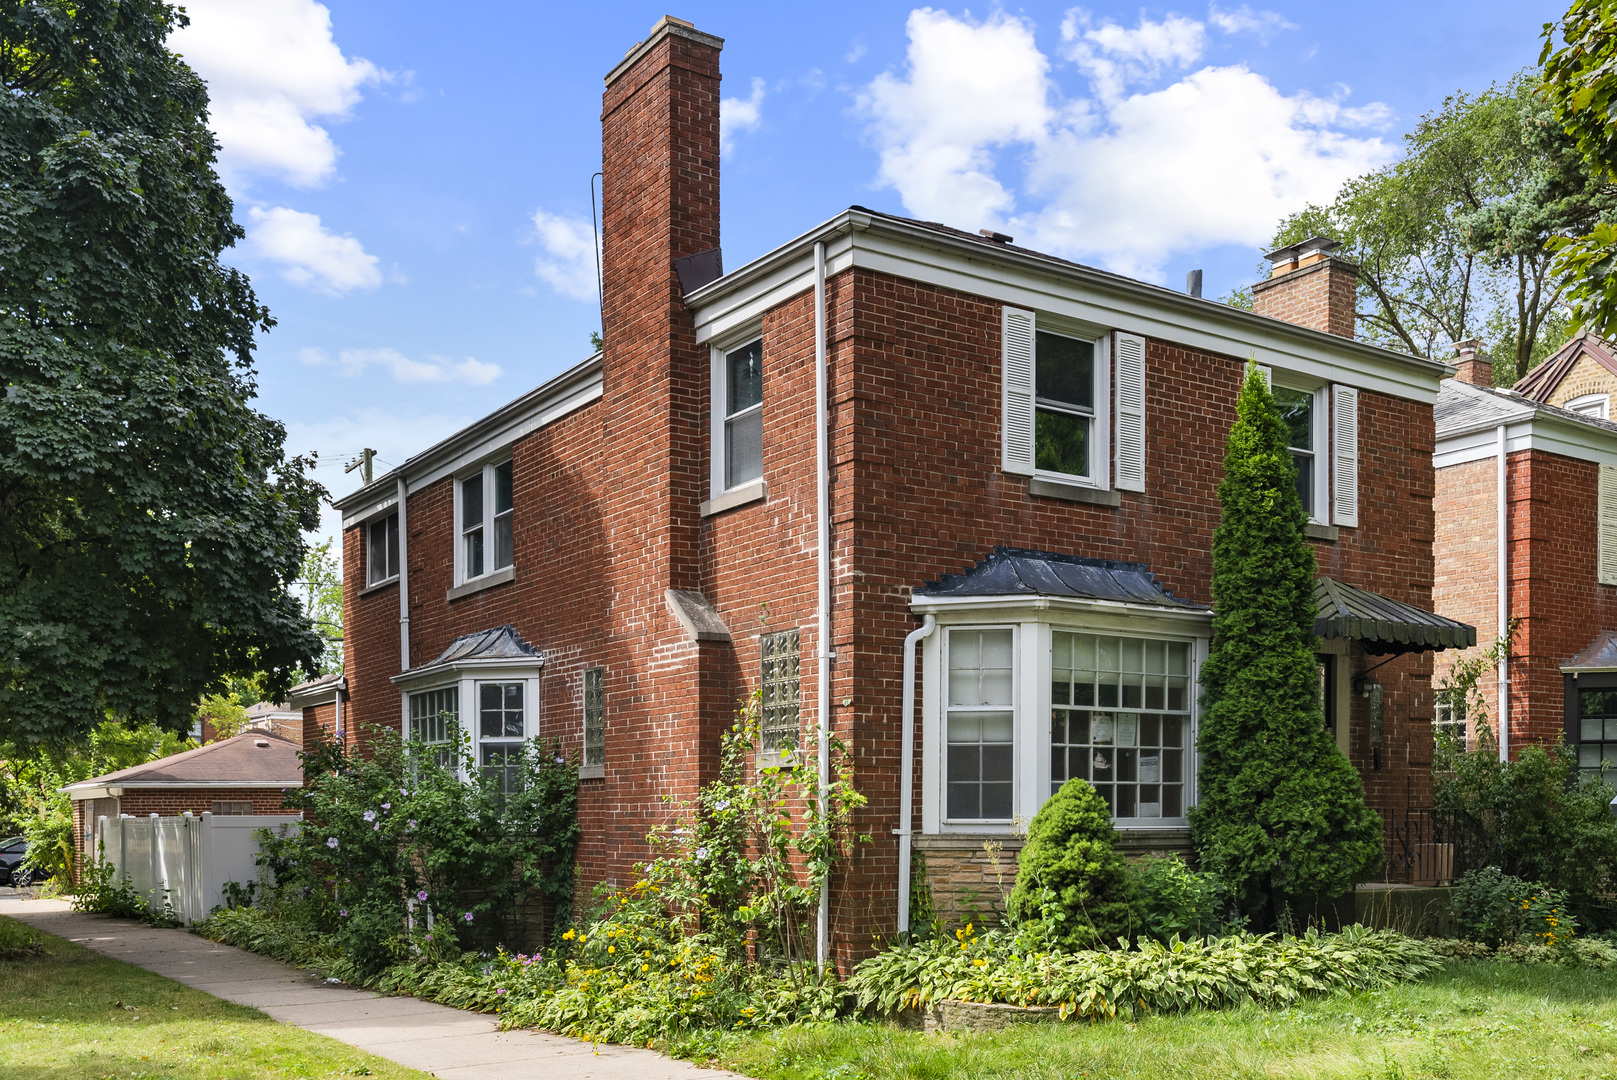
(63, 731), (303, 864)
(1510, 331), (1617, 420)
(330, 16), (1466, 955)
(1433, 358), (1617, 781)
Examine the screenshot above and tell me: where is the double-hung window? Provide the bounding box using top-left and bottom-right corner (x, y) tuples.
(367, 513), (400, 585)
(1273, 384), (1325, 519)
(946, 629), (1015, 821)
(1034, 332), (1096, 479)
(458, 461), (514, 583)
(719, 339), (764, 491)
(478, 682), (525, 794)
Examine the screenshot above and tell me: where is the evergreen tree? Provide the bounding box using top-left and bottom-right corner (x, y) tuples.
(1007, 778), (1135, 950)
(1188, 365), (1382, 922)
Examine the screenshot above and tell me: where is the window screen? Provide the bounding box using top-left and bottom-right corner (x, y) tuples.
(367, 513), (399, 585)
(493, 461), (514, 571)
(1273, 386), (1315, 514)
(583, 666), (605, 768)
(947, 629), (1015, 820)
(725, 340), (764, 489)
(1051, 633), (1191, 820)
(1033, 331), (1094, 478)
(760, 630), (800, 754)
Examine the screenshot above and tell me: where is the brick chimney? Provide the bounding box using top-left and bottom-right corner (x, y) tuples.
(1451, 339), (1493, 388)
(1252, 236), (1357, 339)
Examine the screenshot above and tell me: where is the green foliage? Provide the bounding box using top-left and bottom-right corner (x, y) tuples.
(295, 540), (344, 677)
(1190, 365), (1382, 921)
(1451, 867), (1580, 959)
(1271, 74), (1609, 380)
(0, 915), (43, 959)
(845, 924), (1442, 1020)
(1434, 743), (1617, 921)
(70, 856), (181, 927)
(0, 0), (327, 745)
(1006, 778), (1136, 950)
(1129, 855), (1244, 943)
(260, 729), (580, 981)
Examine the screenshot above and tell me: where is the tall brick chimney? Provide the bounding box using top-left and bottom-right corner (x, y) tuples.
(1451, 339), (1493, 388)
(1252, 236), (1357, 339)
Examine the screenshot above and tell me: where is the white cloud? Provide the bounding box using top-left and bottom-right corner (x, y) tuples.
(721, 77), (767, 156)
(299, 346), (502, 386)
(858, 9), (1054, 230)
(530, 210), (600, 303)
(1209, 5), (1299, 44)
(172, 0), (383, 190)
(248, 206), (382, 293)
(858, 8), (1393, 280)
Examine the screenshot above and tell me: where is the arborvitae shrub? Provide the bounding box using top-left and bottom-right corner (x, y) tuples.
(1007, 778), (1135, 949)
(1188, 364), (1383, 923)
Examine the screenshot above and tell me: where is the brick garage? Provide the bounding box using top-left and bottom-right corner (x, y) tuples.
(332, 16), (1459, 962)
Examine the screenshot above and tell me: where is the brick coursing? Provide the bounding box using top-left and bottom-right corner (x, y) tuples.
(1252, 258), (1357, 339)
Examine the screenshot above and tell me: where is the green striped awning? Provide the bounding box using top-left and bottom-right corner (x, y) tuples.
(1314, 577), (1476, 655)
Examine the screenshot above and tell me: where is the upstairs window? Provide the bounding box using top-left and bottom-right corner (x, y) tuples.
(458, 461), (514, 583)
(1034, 331), (1095, 478)
(367, 512), (400, 585)
(1273, 385), (1323, 519)
(722, 339), (764, 491)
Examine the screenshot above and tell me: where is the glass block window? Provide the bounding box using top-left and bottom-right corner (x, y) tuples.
(583, 666), (605, 768)
(1050, 632), (1191, 821)
(409, 687), (458, 767)
(947, 628), (1015, 821)
(760, 630), (800, 754)
(1576, 687), (1617, 785)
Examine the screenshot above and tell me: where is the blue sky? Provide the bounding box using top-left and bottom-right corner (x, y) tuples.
(168, 1), (1561, 541)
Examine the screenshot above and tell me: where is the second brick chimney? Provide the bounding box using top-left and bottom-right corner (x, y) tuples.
(1252, 236), (1357, 339)
(1451, 339), (1493, 388)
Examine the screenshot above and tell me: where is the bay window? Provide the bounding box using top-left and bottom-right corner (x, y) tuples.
(478, 681), (525, 794)
(946, 629), (1015, 821)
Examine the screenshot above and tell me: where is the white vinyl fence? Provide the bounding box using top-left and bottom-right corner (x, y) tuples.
(94, 812), (301, 924)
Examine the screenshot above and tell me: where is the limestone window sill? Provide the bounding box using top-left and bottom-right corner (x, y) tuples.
(1305, 522), (1340, 542)
(578, 763), (605, 781)
(701, 480), (766, 517)
(1028, 477), (1121, 507)
(446, 565), (515, 602)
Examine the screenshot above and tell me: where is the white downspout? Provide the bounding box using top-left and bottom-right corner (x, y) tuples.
(814, 240), (831, 973)
(1496, 424), (1509, 762)
(897, 614), (936, 936)
(397, 475), (411, 677)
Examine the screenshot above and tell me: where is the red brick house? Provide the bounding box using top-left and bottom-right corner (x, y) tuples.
(1434, 355), (1617, 780)
(329, 16), (1466, 957)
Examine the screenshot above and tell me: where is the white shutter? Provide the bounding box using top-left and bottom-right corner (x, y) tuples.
(1001, 306), (1037, 475)
(1255, 364), (1272, 389)
(1331, 385), (1359, 528)
(1114, 332), (1147, 492)
(1600, 466), (1617, 585)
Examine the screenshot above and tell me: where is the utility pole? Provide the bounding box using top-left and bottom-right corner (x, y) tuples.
(345, 448), (376, 486)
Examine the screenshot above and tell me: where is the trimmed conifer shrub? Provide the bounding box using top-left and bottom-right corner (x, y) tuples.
(1007, 777), (1136, 949)
(1188, 364), (1383, 923)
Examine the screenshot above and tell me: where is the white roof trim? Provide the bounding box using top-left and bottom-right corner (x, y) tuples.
(64, 780), (301, 798)
(335, 354), (603, 526)
(908, 592), (1212, 626)
(1436, 412), (1617, 470)
(390, 655), (545, 690)
(689, 211), (1452, 404)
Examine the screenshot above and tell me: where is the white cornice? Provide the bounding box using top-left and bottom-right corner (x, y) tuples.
(335, 354), (603, 528)
(689, 211), (1452, 404)
(1436, 410), (1617, 470)
(908, 592), (1213, 628)
(390, 656), (545, 690)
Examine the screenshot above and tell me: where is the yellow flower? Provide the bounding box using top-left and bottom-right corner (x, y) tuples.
(563, 929), (576, 940)
(973, 958), (986, 967)
(608, 946), (615, 953)
(641, 964), (649, 972)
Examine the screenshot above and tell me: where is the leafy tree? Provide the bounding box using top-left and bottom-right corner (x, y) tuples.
(1189, 366), (1383, 923)
(1006, 778), (1136, 950)
(296, 540), (344, 677)
(0, 0), (325, 745)
(1271, 74), (1613, 382)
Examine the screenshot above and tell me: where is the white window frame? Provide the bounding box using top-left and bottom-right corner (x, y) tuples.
(1271, 378), (1329, 524)
(453, 459), (514, 586)
(1031, 326), (1112, 490)
(1569, 393), (1611, 421)
(366, 510), (400, 587)
(710, 326), (766, 500)
(940, 625), (1019, 824)
(397, 665), (541, 781)
(917, 601), (1208, 835)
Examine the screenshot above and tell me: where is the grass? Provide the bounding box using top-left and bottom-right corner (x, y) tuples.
(702, 962), (1617, 1080)
(0, 914), (434, 1080)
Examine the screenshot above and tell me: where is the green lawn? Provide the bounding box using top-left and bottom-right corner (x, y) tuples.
(704, 963), (1617, 1080)
(0, 915), (433, 1080)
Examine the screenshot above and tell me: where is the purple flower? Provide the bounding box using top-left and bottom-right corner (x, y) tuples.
(425, 934), (433, 941)
(463, 912), (473, 923)
(363, 810), (376, 822)
(381, 802), (391, 811)
(326, 837), (339, 849)
(497, 988), (506, 995)
(407, 820), (418, 831)
(417, 890), (428, 902)
(339, 909), (348, 917)
(373, 823), (380, 831)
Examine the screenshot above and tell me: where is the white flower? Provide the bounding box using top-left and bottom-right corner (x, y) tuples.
(326, 837), (339, 849)
(363, 810), (376, 822)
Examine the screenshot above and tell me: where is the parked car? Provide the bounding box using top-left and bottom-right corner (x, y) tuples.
(0, 836), (50, 887)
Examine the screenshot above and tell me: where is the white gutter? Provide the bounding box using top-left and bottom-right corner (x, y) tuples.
(814, 240), (831, 973)
(1496, 424), (1509, 762)
(397, 475), (411, 673)
(896, 614), (936, 936)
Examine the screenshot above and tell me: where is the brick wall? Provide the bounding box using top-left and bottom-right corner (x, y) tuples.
(1544, 354), (1617, 410)
(1251, 258), (1357, 339)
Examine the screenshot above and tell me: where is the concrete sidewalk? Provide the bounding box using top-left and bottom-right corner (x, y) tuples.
(0, 895), (747, 1080)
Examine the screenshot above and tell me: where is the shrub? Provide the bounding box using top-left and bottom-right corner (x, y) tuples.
(1436, 742), (1617, 924)
(1451, 867), (1578, 950)
(1129, 855), (1243, 942)
(1190, 364), (1383, 923)
(0, 916), (43, 959)
(1006, 778), (1135, 950)
(70, 855), (181, 927)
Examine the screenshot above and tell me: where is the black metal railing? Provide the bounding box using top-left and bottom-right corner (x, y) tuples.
(1381, 807), (1491, 886)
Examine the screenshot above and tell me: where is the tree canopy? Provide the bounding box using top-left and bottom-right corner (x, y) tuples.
(0, 0), (325, 745)
(1271, 73), (1616, 383)
(1189, 366), (1383, 922)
